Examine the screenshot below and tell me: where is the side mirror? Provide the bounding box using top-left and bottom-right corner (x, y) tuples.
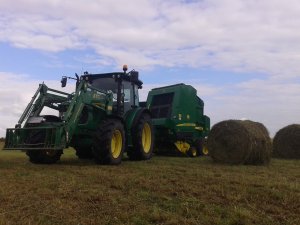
(61, 76), (67, 87)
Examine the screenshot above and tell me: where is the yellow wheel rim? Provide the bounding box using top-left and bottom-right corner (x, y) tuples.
(202, 146), (209, 155)
(191, 148), (197, 157)
(111, 129), (123, 159)
(142, 123), (151, 153)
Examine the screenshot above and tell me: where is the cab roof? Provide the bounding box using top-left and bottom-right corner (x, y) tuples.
(81, 72), (143, 88)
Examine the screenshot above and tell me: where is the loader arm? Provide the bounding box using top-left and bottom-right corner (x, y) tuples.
(62, 81), (86, 144)
(4, 79), (110, 150)
(17, 84), (44, 127)
(61, 81), (112, 145)
(16, 84), (71, 127)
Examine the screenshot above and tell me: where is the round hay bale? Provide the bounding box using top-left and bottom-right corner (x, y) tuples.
(207, 120), (272, 165)
(273, 124), (300, 159)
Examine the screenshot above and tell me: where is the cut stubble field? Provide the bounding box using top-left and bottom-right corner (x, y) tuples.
(0, 142), (299, 225)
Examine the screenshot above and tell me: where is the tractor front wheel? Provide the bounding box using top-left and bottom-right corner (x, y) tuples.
(187, 147), (198, 157)
(26, 149), (63, 164)
(25, 130), (62, 164)
(92, 119), (125, 165)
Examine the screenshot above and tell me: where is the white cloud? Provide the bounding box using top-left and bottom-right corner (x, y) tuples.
(0, 73), (38, 136)
(1, 0), (300, 78)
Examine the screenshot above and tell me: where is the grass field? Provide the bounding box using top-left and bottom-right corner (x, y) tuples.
(0, 141), (299, 225)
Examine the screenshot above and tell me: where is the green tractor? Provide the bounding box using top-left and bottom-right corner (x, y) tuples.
(146, 83), (210, 157)
(4, 66), (154, 165)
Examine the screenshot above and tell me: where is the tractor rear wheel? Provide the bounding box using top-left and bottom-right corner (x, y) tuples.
(128, 113), (154, 160)
(26, 130), (62, 164)
(92, 119), (125, 165)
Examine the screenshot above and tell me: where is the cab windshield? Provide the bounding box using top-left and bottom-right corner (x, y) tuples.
(89, 77), (139, 105)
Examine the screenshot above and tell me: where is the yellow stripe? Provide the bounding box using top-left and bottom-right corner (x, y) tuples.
(94, 103), (105, 108)
(94, 103), (113, 111)
(176, 123), (196, 127)
(195, 126), (203, 131)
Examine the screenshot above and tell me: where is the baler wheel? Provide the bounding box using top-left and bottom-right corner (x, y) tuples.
(187, 139), (206, 157)
(195, 138), (206, 156)
(202, 146), (209, 155)
(187, 147), (198, 157)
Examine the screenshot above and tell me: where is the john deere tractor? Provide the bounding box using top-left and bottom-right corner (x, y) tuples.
(4, 66), (154, 165)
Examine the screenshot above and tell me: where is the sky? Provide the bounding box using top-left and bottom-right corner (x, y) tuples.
(0, 0), (300, 137)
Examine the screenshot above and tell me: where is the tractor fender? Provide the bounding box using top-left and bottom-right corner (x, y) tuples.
(124, 107), (151, 146)
(124, 107), (151, 147)
(124, 107), (151, 131)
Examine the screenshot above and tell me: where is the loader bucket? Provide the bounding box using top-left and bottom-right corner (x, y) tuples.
(4, 127), (65, 151)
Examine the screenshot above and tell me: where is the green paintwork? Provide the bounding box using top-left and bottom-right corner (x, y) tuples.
(4, 71), (145, 153)
(146, 83), (210, 154)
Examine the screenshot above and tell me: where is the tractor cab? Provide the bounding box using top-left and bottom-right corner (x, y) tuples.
(81, 67), (142, 115)
(61, 65), (143, 116)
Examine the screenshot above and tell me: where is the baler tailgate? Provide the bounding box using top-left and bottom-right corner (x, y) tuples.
(4, 127), (64, 150)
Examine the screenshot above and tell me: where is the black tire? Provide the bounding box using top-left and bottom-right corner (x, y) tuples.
(187, 139), (205, 157)
(187, 146), (198, 157)
(202, 138), (209, 156)
(25, 130), (62, 164)
(92, 119), (125, 165)
(127, 113), (154, 160)
(75, 147), (93, 159)
(26, 149), (62, 164)
(25, 116), (63, 164)
(195, 138), (204, 156)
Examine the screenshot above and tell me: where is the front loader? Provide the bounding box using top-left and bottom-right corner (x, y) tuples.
(4, 66), (154, 165)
